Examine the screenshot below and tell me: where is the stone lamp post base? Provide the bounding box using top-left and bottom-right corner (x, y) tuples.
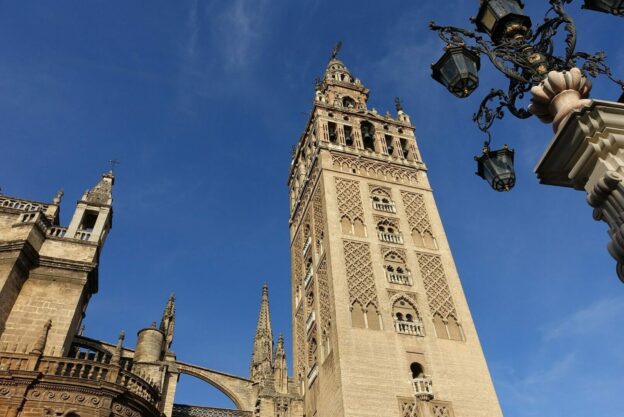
(536, 100), (624, 282)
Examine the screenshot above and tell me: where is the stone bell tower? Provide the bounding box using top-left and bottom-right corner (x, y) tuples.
(0, 171), (114, 357)
(288, 49), (504, 417)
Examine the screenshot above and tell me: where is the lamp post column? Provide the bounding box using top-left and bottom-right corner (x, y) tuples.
(535, 99), (624, 281)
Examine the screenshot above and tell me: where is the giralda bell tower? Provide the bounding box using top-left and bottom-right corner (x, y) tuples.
(288, 48), (504, 417)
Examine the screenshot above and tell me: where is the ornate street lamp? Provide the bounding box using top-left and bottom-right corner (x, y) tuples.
(582, 0), (624, 15)
(475, 144), (516, 192)
(429, 0), (624, 190)
(431, 46), (481, 98)
(474, 0), (532, 43)
(429, 0), (624, 282)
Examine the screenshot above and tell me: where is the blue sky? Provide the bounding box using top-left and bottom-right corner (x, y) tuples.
(1, 1), (623, 416)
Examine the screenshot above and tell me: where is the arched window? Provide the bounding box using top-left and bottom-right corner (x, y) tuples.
(410, 362), (433, 400)
(423, 231), (437, 250)
(384, 252), (411, 285)
(377, 219), (403, 244)
(366, 303), (381, 330)
(370, 188), (395, 213)
(447, 315), (463, 341)
(360, 121), (376, 151)
(392, 298), (423, 336)
(340, 216), (352, 234)
(351, 301), (366, 328)
(342, 96), (355, 108)
(308, 337), (317, 366)
(433, 314), (449, 339)
(410, 362), (425, 379)
(344, 125), (354, 147)
(353, 218), (366, 237)
(328, 122), (337, 143)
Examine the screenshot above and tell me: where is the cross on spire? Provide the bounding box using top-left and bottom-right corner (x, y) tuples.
(109, 159), (120, 173)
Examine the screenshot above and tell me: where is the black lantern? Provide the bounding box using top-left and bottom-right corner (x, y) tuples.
(475, 0), (532, 43)
(431, 47), (481, 98)
(583, 0), (624, 15)
(475, 144), (516, 191)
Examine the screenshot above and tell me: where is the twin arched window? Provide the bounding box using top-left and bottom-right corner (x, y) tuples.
(392, 298), (423, 336)
(350, 301), (381, 330)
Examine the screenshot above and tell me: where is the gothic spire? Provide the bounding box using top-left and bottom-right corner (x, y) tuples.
(273, 334), (288, 394)
(160, 293), (175, 352)
(82, 171), (114, 206)
(250, 284), (274, 383)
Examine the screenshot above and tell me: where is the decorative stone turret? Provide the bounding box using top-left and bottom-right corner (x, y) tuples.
(66, 171), (114, 245)
(273, 334), (288, 394)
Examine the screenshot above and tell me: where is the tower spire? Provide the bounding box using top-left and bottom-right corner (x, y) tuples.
(250, 283), (274, 383)
(273, 333), (288, 394)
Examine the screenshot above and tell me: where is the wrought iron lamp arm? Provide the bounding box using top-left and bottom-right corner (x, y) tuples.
(429, 22), (529, 83)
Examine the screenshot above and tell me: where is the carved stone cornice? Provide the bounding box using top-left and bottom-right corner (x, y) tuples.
(37, 256), (96, 274)
(0, 240), (38, 272)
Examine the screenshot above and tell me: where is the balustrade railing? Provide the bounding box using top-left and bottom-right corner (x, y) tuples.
(302, 237), (312, 256)
(387, 272), (411, 285)
(378, 231), (403, 244)
(48, 226), (67, 238)
(304, 266), (313, 288)
(412, 377), (434, 401)
(172, 404), (252, 417)
(394, 320), (424, 336)
(0, 353), (159, 406)
(0, 353), (32, 371)
(75, 230), (92, 241)
(307, 363), (318, 386)
(306, 311), (316, 333)
(0, 197), (47, 212)
(372, 201), (396, 213)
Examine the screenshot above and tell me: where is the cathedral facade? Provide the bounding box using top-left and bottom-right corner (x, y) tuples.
(0, 52), (503, 417)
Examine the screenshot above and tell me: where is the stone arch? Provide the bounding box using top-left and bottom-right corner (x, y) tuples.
(176, 362), (255, 411)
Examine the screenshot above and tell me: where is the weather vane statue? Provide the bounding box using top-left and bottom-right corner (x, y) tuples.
(331, 41), (342, 60)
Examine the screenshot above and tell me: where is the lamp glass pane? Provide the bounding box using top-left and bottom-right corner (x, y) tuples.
(440, 58), (458, 86)
(481, 8), (497, 31)
(453, 53), (469, 77)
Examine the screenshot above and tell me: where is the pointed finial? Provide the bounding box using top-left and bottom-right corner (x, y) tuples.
(112, 330), (125, 365)
(31, 319), (52, 355)
(395, 97), (404, 113)
(53, 189), (64, 205)
(151, 321), (157, 328)
(314, 77), (322, 91)
(331, 41), (343, 60)
(160, 293), (176, 352)
(78, 324), (85, 336)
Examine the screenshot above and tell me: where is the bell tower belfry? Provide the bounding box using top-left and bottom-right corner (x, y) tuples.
(288, 49), (504, 417)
